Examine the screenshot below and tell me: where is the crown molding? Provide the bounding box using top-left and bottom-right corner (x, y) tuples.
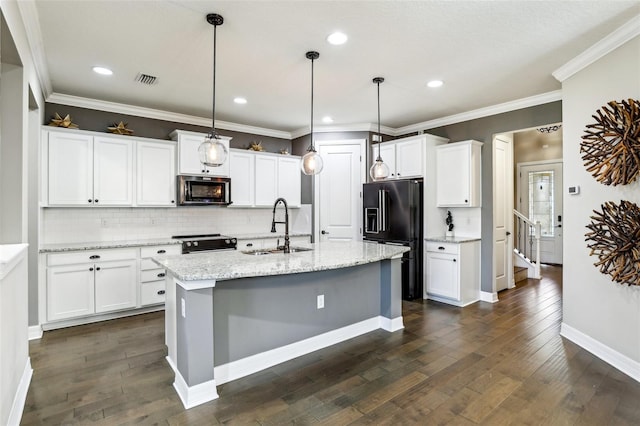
(16, 0), (53, 97)
(553, 14), (640, 82)
(46, 93), (292, 139)
(290, 123), (395, 139)
(395, 90), (563, 135)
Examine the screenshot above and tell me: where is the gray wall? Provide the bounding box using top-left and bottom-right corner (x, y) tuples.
(425, 101), (562, 293)
(44, 103), (291, 153)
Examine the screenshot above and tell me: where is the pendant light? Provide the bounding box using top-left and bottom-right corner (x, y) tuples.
(370, 77), (390, 180)
(198, 13), (228, 167)
(301, 51), (324, 175)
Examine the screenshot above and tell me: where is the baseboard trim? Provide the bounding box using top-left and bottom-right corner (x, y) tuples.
(561, 322), (640, 383)
(171, 361), (219, 409)
(379, 316), (404, 332)
(8, 358), (33, 426)
(42, 305), (164, 331)
(28, 325), (43, 340)
(480, 291), (499, 303)
(214, 316), (388, 385)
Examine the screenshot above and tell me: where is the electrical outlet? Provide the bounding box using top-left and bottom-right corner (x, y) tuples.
(317, 294), (324, 309)
(181, 298), (186, 318)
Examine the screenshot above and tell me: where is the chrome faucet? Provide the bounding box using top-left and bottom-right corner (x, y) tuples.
(271, 197), (290, 253)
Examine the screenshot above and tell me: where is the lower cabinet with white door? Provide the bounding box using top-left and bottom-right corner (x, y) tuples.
(424, 239), (481, 307)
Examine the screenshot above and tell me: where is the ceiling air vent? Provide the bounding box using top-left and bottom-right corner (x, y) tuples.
(135, 73), (157, 85)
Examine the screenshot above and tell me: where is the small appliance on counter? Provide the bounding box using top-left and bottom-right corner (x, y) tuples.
(363, 179), (423, 300)
(172, 234), (237, 254)
(177, 175), (231, 206)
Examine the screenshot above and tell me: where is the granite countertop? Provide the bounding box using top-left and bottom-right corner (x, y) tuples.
(152, 240), (409, 282)
(39, 238), (180, 253)
(425, 236), (481, 244)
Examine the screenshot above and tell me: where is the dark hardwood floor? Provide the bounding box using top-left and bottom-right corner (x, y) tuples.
(22, 265), (640, 424)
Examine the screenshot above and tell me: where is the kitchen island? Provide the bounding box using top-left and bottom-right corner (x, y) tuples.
(153, 240), (409, 408)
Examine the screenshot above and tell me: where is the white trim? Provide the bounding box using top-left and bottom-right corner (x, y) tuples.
(8, 359), (33, 426)
(290, 122), (395, 139)
(46, 93), (291, 140)
(0, 244), (28, 280)
(561, 323), (640, 383)
(172, 366), (219, 409)
(480, 291), (499, 303)
(16, 0), (53, 98)
(379, 316), (404, 332)
(214, 316), (390, 385)
(28, 325), (43, 340)
(396, 91), (562, 134)
(175, 278), (216, 291)
(41, 305), (164, 331)
(553, 14), (640, 82)
(427, 294), (480, 307)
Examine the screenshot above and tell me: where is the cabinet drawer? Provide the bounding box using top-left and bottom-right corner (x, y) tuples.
(140, 245), (180, 258)
(140, 258), (163, 270)
(141, 268), (167, 282)
(425, 242), (459, 255)
(141, 281), (166, 306)
(47, 248), (137, 266)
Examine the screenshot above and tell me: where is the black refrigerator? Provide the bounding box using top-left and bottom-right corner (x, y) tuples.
(363, 179), (423, 300)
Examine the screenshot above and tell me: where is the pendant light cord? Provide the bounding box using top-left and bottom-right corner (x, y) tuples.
(211, 22), (217, 138)
(309, 56), (315, 152)
(377, 80), (381, 160)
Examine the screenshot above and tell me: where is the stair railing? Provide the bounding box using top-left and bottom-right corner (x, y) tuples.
(513, 209), (541, 277)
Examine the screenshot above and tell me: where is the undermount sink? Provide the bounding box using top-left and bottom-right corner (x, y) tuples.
(241, 246), (313, 255)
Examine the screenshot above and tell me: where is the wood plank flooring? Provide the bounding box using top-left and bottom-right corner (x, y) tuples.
(22, 265), (640, 424)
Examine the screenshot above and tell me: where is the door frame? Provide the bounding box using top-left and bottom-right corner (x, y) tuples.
(492, 133), (514, 299)
(312, 139), (367, 243)
(516, 159), (563, 265)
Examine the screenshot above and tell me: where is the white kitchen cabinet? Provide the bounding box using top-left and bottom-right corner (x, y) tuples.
(229, 149), (301, 208)
(171, 129), (231, 177)
(378, 135), (424, 178)
(47, 131), (134, 206)
(136, 140), (176, 206)
(424, 240), (480, 307)
(229, 150), (255, 207)
(139, 245), (181, 306)
(46, 248), (137, 321)
(436, 140), (482, 207)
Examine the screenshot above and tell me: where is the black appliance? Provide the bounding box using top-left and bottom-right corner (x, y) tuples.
(363, 179), (423, 300)
(172, 234), (237, 254)
(177, 175), (232, 206)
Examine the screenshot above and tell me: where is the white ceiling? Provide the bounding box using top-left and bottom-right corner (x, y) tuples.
(31, 1), (638, 135)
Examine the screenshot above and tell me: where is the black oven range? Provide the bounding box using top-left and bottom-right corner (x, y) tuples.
(172, 234), (237, 254)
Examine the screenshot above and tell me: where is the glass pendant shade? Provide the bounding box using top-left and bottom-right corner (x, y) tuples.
(370, 157), (390, 180)
(301, 148), (324, 175)
(198, 133), (228, 167)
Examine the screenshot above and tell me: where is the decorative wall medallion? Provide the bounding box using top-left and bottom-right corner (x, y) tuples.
(580, 98), (640, 186)
(585, 200), (640, 286)
(48, 113), (79, 128)
(107, 121), (134, 136)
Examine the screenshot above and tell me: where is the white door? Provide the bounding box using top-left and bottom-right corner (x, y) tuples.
(493, 134), (514, 293)
(94, 259), (137, 313)
(47, 131), (94, 206)
(229, 150), (255, 207)
(379, 143), (396, 177)
(315, 140), (365, 242)
(277, 156), (301, 207)
(93, 136), (134, 206)
(47, 264), (95, 321)
(136, 141), (176, 206)
(518, 162), (563, 264)
(395, 139), (423, 178)
(254, 155), (278, 207)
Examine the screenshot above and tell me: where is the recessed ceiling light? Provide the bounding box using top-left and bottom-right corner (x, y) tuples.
(92, 66), (113, 76)
(326, 32), (348, 45)
(427, 80), (443, 88)
(233, 97), (247, 104)
(322, 116), (334, 123)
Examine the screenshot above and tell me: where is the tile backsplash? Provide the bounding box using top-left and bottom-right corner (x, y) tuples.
(42, 205), (311, 244)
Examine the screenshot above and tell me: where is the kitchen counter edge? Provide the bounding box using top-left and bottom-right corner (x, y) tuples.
(424, 236), (481, 244)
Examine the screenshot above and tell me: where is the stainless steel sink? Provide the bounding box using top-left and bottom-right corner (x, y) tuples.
(241, 246), (312, 255)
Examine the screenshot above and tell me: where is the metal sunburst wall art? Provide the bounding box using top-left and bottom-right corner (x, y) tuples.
(585, 200), (640, 286)
(580, 98), (640, 186)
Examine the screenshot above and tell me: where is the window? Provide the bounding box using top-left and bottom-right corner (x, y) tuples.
(528, 171), (555, 236)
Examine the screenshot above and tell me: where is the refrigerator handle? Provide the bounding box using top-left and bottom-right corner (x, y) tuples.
(378, 189), (387, 232)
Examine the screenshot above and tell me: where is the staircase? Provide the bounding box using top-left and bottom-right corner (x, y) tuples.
(513, 209), (542, 280)
(514, 266), (529, 284)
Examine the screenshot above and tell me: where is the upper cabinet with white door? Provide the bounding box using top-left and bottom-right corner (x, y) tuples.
(46, 129), (134, 207)
(229, 149), (301, 208)
(170, 129), (230, 177)
(136, 140), (176, 206)
(436, 140), (482, 207)
(377, 135), (424, 179)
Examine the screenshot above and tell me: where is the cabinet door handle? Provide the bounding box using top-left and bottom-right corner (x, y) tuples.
(171, 200), (175, 204)
(89, 267), (94, 271)
(452, 259), (457, 262)
(94, 199), (99, 203)
(464, 199), (468, 203)
(246, 243), (253, 247)
(157, 272), (166, 278)
(89, 255), (101, 260)
(88, 199), (93, 203)
(438, 246), (445, 250)
(96, 267), (101, 271)
(157, 249), (166, 254)
(157, 290), (166, 295)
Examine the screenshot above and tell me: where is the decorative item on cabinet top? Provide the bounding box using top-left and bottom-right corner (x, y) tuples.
(580, 98), (640, 186)
(107, 121), (134, 136)
(48, 112), (79, 129)
(248, 141), (265, 151)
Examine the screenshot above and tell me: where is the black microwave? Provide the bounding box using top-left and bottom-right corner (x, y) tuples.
(177, 175), (232, 206)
